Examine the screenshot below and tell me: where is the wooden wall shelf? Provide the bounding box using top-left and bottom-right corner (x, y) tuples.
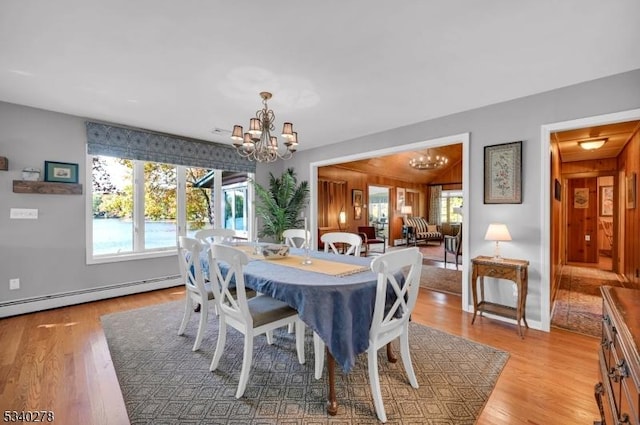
(13, 180), (83, 195)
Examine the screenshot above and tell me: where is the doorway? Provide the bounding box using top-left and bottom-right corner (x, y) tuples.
(368, 186), (389, 241)
(542, 108), (640, 332)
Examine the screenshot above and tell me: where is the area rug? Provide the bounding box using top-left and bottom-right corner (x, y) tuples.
(102, 301), (508, 424)
(551, 266), (624, 338)
(421, 265), (462, 295)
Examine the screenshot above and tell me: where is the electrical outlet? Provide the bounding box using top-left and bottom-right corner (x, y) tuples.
(9, 278), (20, 290)
(10, 208), (38, 219)
(585, 234), (590, 241)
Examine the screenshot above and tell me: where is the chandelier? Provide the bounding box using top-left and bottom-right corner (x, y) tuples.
(408, 151), (448, 170)
(231, 91), (298, 162)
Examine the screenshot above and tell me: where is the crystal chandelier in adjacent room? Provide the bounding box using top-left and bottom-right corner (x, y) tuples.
(231, 91), (299, 162)
(408, 150), (448, 170)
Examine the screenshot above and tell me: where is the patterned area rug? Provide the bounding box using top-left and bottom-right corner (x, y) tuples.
(421, 265), (462, 295)
(551, 266), (625, 337)
(102, 301), (508, 424)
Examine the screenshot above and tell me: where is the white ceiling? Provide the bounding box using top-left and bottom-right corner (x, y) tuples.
(1, 1), (639, 152)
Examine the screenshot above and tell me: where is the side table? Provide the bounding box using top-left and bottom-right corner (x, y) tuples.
(470, 255), (530, 338)
(402, 225), (415, 246)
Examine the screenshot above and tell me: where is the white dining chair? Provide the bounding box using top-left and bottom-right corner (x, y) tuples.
(313, 247), (423, 422)
(282, 228), (311, 248)
(282, 228), (311, 334)
(194, 228), (236, 245)
(208, 243), (306, 399)
(177, 236), (215, 351)
(321, 231), (362, 256)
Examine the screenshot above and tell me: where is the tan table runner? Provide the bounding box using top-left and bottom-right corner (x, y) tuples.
(233, 244), (368, 277)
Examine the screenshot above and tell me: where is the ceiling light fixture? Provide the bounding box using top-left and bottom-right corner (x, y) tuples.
(231, 91), (298, 162)
(578, 139), (606, 150)
(408, 151), (448, 170)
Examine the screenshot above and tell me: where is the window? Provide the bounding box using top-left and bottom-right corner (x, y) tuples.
(439, 190), (463, 223)
(89, 155), (248, 263)
(223, 183), (248, 238)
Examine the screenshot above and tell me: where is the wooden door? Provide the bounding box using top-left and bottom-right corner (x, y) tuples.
(567, 178), (598, 263)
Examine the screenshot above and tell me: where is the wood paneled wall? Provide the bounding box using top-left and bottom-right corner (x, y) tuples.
(566, 178), (598, 263)
(318, 166), (426, 242)
(317, 179), (346, 228)
(618, 130), (640, 287)
(550, 143), (563, 303)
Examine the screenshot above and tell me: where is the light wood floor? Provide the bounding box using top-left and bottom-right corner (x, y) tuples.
(0, 286), (600, 425)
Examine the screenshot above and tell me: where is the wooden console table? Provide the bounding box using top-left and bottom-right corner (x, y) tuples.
(471, 256), (529, 338)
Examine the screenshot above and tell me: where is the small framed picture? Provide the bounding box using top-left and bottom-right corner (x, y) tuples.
(627, 172), (637, 209)
(554, 179), (561, 201)
(44, 161), (79, 183)
(600, 186), (613, 216)
(352, 189), (363, 207)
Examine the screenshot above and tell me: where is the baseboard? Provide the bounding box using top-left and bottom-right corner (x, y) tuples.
(0, 275), (182, 318)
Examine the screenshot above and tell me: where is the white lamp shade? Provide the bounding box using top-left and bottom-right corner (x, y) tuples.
(484, 223), (512, 241)
(339, 211), (346, 224)
(401, 205), (413, 214)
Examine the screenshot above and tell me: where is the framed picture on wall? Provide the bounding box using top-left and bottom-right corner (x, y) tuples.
(627, 172), (637, 209)
(44, 161), (79, 183)
(396, 187), (405, 211)
(352, 189), (363, 220)
(574, 188), (589, 209)
(483, 141), (522, 204)
(352, 189), (363, 206)
(600, 186), (613, 216)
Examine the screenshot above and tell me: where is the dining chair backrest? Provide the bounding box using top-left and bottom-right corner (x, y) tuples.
(209, 243), (252, 326)
(194, 228), (236, 245)
(367, 246), (423, 422)
(282, 228), (311, 248)
(369, 247), (422, 341)
(321, 231), (362, 256)
(177, 236), (208, 300)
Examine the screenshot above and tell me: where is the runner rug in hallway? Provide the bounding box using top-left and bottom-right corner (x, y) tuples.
(551, 265), (625, 337)
(102, 301), (508, 424)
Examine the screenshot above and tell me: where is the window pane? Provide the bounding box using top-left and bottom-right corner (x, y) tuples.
(92, 156), (134, 255)
(223, 183), (248, 237)
(186, 167), (214, 237)
(144, 162), (177, 249)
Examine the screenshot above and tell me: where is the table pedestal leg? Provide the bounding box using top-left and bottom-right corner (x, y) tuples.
(386, 342), (397, 363)
(326, 347), (338, 415)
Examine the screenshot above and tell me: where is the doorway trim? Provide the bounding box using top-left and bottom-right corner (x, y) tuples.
(309, 132), (471, 310)
(540, 108), (640, 331)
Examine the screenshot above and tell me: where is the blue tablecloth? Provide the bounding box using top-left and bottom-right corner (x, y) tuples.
(203, 246), (397, 373)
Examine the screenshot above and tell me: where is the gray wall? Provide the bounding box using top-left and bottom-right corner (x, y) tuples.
(0, 103), (179, 308)
(1, 69), (639, 322)
(286, 68), (640, 325)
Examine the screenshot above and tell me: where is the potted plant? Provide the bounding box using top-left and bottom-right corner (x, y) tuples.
(253, 168), (309, 243)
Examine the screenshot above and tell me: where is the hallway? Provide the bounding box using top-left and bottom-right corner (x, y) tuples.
(551, 264), (625, 337)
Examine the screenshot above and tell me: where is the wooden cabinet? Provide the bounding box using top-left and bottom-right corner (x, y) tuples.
(595, 286), (640, 425)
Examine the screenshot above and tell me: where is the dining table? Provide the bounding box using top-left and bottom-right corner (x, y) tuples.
(203, 243), (401, 415)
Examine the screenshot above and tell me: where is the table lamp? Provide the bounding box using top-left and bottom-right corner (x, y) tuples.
(338, 210), (346, 231)
(401, 205), (412, 218)
(484, 223), (511, 261)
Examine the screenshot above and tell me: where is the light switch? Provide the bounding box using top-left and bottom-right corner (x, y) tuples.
(10, 208), (38, 219)
(585, 234), (590, 241)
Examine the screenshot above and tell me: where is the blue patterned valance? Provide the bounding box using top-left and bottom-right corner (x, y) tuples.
(85, 121), (255, 173)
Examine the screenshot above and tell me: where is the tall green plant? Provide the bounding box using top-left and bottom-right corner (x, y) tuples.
(253, 168), (309, 243)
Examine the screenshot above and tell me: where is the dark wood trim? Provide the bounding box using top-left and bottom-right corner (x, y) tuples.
(13, 180), (83, 195)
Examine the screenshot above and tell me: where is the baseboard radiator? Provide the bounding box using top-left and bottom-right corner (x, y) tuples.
(0, 275), (182, 318)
